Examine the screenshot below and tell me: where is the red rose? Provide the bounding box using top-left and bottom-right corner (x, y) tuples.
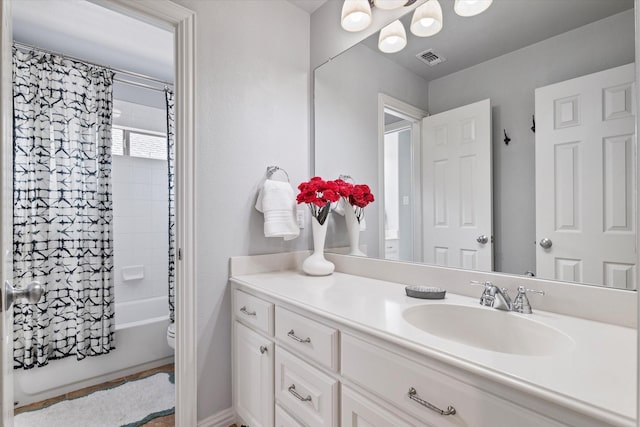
(334, 179), (353, 197)
(349, 184), (374, 208)
(324, 180), (339, 193)
(323, 189), (339, 203)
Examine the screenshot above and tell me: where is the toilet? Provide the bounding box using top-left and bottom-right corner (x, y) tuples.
(167, 323), (176, 350)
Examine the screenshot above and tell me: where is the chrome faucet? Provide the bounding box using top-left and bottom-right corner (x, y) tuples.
(469, 281), (512, 311)
(469, 281), (545, 313)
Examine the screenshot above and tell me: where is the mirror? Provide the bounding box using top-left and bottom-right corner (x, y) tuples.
(314, 0), (636, 290)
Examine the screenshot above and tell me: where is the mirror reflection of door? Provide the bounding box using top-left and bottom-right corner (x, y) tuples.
(422, 99), (493, 271)
(535, 63), (636, 288)
(383, 112), (413, 261)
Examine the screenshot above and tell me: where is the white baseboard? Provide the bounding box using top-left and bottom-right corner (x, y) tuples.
(197, 407), (235, 427)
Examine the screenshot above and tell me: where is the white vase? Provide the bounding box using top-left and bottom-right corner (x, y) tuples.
(344, 204), (366, 256)
(302, 217), (335, 276)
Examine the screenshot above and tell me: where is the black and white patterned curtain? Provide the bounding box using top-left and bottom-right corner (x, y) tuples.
(12, 47), (115, 369)
(165, 89), (176, 322)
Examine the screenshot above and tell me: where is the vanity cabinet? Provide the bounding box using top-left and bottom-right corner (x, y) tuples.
(232, 281), (616, 427)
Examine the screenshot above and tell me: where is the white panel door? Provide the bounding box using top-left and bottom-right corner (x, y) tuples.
(535, 63), (636, 288)
(422, 99), (492, 271)
(0, 1), (13, 424)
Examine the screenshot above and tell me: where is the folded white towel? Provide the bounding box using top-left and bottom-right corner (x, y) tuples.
(255, 179), (300, 240)
(334, 198), (366, 231)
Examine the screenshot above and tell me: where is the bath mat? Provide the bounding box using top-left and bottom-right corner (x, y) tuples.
(15, 372), (175, 427)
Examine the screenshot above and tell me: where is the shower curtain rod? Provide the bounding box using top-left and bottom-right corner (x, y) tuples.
(13, 41), (174, 89)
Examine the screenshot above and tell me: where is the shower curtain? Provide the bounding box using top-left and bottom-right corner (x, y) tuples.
(166, 89), (176, 322)
(12, 47), (115, 369)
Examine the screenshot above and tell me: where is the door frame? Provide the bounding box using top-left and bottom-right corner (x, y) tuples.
(377, 94), (427, 261)
(635, 0), (640, 422)
(0, 0), (198, 425)
(0, 1), (13, 425)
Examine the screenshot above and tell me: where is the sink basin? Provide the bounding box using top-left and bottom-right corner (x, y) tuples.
(402, 304), (574, 356)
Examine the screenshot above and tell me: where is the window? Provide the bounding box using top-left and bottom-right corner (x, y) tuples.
(112, 126), (167, 160)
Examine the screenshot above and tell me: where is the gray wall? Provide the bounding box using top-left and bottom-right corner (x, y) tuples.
(315, 43), (429, 258)
(173, 0), (311, 421)
(428, 9), (635, 275)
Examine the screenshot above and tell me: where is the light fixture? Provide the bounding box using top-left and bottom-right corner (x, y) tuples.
(410, 0), (443, 37)
(341, 0), (372, 32)
(373, 0), (407, 10)
(378, 20), (407, 53)
(454, 0), (493, 17)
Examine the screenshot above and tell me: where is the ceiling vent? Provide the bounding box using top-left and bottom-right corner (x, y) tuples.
(416, 49), (446, 67)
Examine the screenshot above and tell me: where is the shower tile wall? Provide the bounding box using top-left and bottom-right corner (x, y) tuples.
(112, 154), (169, 303)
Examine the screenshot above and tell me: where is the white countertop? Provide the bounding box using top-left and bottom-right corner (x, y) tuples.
(231, 270), (637, 426)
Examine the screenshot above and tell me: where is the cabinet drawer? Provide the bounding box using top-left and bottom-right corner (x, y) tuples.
(275, 347), (338, 427)
(275, 307), (339, 371)
(275, 404), (304, 427)
(234, 289), (274, 335)
(342, 333), (565, 427)
(342, 385), (417, 427)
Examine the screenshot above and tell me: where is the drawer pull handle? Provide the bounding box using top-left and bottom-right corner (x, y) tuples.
(259, 345), (268, 354)
(240, 306), (256, 316)
(408, 387), (456, 416)
(288, 384), (312, 402)
(287, 329), (311, 344)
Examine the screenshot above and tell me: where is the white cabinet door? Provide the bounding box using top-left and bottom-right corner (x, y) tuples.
(342, 386), (417, 427)
(535, 63), (636, 288)
(235, 321), (274, 427)
(422, 99), (492, 271)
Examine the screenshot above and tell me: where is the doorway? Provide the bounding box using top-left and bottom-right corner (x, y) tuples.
(378, 94), (427, 262)
(0, 1), (196, 425)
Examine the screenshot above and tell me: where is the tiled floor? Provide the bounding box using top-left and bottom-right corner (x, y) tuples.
(15, 363), (175, 426)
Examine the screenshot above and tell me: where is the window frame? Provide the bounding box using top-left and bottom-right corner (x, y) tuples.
(112, 125), (167, 159)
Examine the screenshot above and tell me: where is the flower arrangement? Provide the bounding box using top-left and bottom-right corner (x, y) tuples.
(296, 177), (340, 225)
(334, 179), (375, 222)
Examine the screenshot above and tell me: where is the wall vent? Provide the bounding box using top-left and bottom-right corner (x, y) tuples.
(416, 49), (446, 66)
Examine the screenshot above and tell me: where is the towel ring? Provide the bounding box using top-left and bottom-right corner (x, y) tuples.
(339, 174), (354, 183)
(266, 166), (290, 182)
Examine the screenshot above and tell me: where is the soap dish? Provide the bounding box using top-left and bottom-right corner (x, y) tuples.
(405, 285), (446, 299)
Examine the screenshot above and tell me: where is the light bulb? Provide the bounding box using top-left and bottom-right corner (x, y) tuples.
(454, 0), (492, 17)
(341, 0), (372, 32)
(419, 17), (436, 28)
(378, 20), (407, 53)
(410, 0), (443, 37)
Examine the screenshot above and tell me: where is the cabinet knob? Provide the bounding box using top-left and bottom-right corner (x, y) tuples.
(259, 345), (268, 354)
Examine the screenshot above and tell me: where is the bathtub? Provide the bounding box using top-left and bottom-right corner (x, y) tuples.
(14, 296), (174, 407)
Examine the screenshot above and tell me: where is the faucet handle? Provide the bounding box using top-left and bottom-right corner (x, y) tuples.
(469, 280), (493, 289)
(469, 281), (494, 306)
(513, 286), (545, 314)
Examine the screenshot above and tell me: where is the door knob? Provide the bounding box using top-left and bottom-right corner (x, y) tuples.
(539, 238), (552, 249)
(4, 280), (44, 311)
(476, 235), (489, 244)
